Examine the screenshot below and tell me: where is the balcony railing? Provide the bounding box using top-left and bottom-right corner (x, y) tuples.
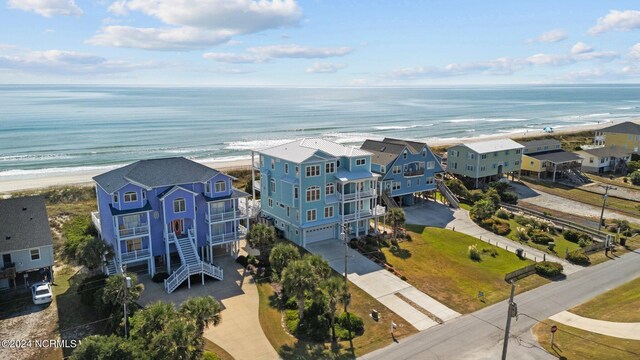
(117, 225), (150, 238)
(342, 209), (373, 221)
(91, 212), (101, 234)
(206, 209), (245, 223)
(121, 248), (151, 262)
(337, 189), (376, 201)
(404, 169), (425, 177)
(208, 225), (247, 244)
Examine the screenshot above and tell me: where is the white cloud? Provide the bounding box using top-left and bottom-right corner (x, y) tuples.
(247, 44), (352, 58)
(0, 47), (156, 75)
(588, 10), (640, 35)
(306, 62), (347, 73)
(92, 0), (302, 50)
(629, 43), (640, 60)
(526, 53), (573, 66)
(202, 52), (268, 64)
(571, 42), (593, 54)
(527, 28), (567, 43)
(7, 0), (82, 17)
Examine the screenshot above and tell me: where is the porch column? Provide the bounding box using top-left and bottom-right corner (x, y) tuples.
(245, 197), (250, 233)
(165, 224), (171, 275)
(147, 211), (154, 275)
(553, 163), (557, 182)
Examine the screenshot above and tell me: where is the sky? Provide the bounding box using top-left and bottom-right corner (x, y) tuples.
(1, 0), (640, 86)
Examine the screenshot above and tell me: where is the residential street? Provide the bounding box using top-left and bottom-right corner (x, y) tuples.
(361, 248), (640, 360)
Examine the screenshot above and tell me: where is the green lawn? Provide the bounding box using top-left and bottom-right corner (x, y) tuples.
(503, 217), (581, 258)
(204, 338), (235, 360)
(257, 278), (417, 359)
(570, 276), (640, 322)
(382, 226), (549, 313)
(533, 321), (640, 360)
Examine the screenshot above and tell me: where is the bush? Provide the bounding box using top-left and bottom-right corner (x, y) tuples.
(468, 244), (481, 261)
(495, 209), (511, 220)
(491, 220), (511, 236)
(630, 171), (640, 186)
(77, 273), (108, 307)
(62, 215), (97, 259)
(151, 272), (169, 283)
(578, 237), (592, 248)
(480, 218), (495, 229)
(626, 160), (640, 173)
(566, 249), (590, 265)
(514, 215), (536, 227)
(500, 191), (519, 204)
(470, 199), (497, 222)
(563, 230), (581, 243)
(515, 227), (530, 242)
(530, 231), (553, 245)
(481, 248), (498, 257)
(203, 352), (221, 360)
(235, 255), (248, 267)
(535, 261), (564, 278)
(335, 312), (364, 340)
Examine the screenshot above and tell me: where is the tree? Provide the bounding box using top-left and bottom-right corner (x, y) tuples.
(282, 259), (317, 320)
(130, 302), (177, 341)
(445, 178), (470, 199)
(247, 224), (276, 260)
(483, 188), (501, 207)
(470, 199), (497, 222)
(148, 317), (199, 360)
(180, 296), (222, 358)
(323, 277), (349, 341)
(269, 242), (300, 280)
(630, 171), (640, 186)
(102, 273), (144, 332)
(387, 208), (406, 239)
(70, 335), (148, 360)
(626, 160), (640, 173)
(76, 236), (110, 270)
(303, 254), (332, 281)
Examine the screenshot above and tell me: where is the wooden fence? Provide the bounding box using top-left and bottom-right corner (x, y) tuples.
(504, 264), (537, 282)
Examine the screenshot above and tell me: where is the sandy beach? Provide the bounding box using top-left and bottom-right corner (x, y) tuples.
(0, 121), (625, 194)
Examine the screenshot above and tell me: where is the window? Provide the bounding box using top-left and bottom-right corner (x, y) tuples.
(426, 161), (435, 169)
(295, 166), (299, 176)
(515, 160), (520, 165)
(306, 165), (321, 177)
(215, 181), (227, 193)
(324, 206), (334, 218)
(426, 177), (434, 184)
(516, 149), (521, 154)
(30, 248), (40, 261)
(380, 166), (386, 173)
(416, 178), (421, 185)
(271, 159), (275, 170)
(142, 191), (146, 200)
(505, 150), (510, 155)
(326, 162), (335, 174)
(530, 161), (534, 166)
(392, 166), (401, 174)
(174, 198), (186, 213)
(452, 162), (457, 169)
(126, 238), (142, 252)
(356, 158), (366, 166)
(493, 163), (497, 169)
(468, 153), (475, 160)
(494, 152), (498, 157)
(205, 182), (210, 193)
(268, 198), (273, 207)
(422, 149), (426, 157)
(124, 192), (137, 203)
(306, 209), (317, 222)
(285, 163), (289, 174)
(296, 210), (299, 221)
(407, 179), (411, 187)
(392, 181), (401, 190)
(403, 150), (408, 159)
(306, 186), (321, 202)
(326, 183), (335, 195)
(480, 166), (486, 171)
(294, 186), (299, 199)
(269, 179), (276, 193)
(287, 207), (290, 217)
(113, 194), (118, 203)
(481, 154), (487, 159)
(504, 161), (509, 167)
(466, 165), (474, 171)
(451, 150), (459, 157)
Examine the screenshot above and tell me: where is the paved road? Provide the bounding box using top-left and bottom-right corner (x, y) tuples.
(361, 249), (640, 360)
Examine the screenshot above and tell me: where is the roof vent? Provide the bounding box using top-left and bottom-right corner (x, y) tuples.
(5, 236), (10, 240)
(22, 207), (27, 211)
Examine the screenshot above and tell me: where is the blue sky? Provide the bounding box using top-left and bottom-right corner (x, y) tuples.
(1, 0), (640, 85)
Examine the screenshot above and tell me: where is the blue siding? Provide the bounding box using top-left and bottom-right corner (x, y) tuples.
(378, 145), (443, 197)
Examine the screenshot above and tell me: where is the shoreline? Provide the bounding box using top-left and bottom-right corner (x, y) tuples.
(0, 121), (627, 194)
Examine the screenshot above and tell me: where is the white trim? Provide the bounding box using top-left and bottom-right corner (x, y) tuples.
(29, 248), (41, 261)
(158, 185), (199, 200)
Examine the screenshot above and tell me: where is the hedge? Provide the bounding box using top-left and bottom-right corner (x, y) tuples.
(535, 261), (564, 278)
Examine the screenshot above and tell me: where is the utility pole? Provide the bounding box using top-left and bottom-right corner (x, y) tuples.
(122, 264), (132, 338)
(340, 223), (349, 284)
(501, 281), (517, 360)
(598, 185), (616, 231)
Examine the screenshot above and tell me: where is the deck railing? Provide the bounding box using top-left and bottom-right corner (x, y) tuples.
(206, 209), (245, 223)
(337, 189), (376, 201)
(118, 225), (150, 238)
(121, 248), (151, 263)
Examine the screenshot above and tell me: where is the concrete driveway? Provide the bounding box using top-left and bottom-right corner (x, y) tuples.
(403, 201), (455, 228)
(307, 240), (460, 331)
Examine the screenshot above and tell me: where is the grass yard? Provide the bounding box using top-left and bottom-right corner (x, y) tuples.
(204, 338), (235, 360)
(533, 321), (640, 360)
(383, 226), (549, 313)
(570, 276), (640, 322)
(525, 180), (640, 216)
(257, 278), (417, 359)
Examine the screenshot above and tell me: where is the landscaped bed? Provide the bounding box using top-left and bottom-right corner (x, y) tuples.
(381, 226), (550, 313)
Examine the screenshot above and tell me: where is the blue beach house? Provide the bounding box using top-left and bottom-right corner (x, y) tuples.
(92, 157), (250, 293)
(361, 138), (444, 206)
(251, 139), (385, 247)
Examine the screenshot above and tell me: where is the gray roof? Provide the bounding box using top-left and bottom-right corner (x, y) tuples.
(451, 139), (524, 154)
(580, 146), (632, 158)
(519, 139), (561, 149)
(94, 157), (220, 194)
(360, 138), (430, 166)
(0, 196), (52, 253)
(601, 121), (640, 135)
(530, 150), (582, 163)
(257, 138), (371, 163)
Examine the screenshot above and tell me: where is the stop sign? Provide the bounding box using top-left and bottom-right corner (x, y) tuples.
(550, 325), (558, 333)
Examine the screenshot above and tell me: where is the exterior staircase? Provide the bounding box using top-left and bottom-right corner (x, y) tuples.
(105, 259), (119, 275)
(436, 180), (460, 208)
(164, 228), (224, 293)
(381, 191), (400, 209)
(565, 168), (589, 185)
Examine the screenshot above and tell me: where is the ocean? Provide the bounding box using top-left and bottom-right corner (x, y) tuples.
(1, 84), (640, 177)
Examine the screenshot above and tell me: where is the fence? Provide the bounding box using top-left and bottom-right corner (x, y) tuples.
(504, 264), (537, 282)
(582, 241), (607, 255)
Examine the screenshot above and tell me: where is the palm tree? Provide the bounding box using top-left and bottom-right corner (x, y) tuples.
(387, 208), (406, 239)
(324, 277), (349, 341)
(303, 253), (331, 281)
(282, 259), (316, 320)
(130, 301), (177, 342)
(179, 296), (222, 359)
(247, 223), (276, 260)
(269, 242), (300, 280)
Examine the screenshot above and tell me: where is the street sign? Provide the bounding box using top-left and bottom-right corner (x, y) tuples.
(550, 325), (557, 333)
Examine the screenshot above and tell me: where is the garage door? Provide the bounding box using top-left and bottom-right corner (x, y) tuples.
(306, 225), (335, 244)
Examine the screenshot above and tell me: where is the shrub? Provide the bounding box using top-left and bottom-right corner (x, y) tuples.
(62, 215), (97, 259)
(566, 249), (590, 265)
(203, 352), (221, 360)
(624, 177), (628, 183)
(151, 272), (169, 283)
(235, 255), (248, 267)
(626, 160), (640, 173)
(480, 218), (495, 229)
(514, 215), (536, 227)
(445, 178), (470, 199)
(530, 231), (553, 245)
(515, 227), (530, 242)
(500, 191), (518, 204)
(491, 220), (511, 236)
(578, 237), (592, 248)
(469, 190), (485, 203)
(481, 248), (498, 257)
(563, 230), (581, 243)
(495, 209), (510, 220)
(77, 273), (108, 307)
(630, 171), (640, 186)
(468, 244), (481, 261)
(535, 261), (564, 278)
(335, 312), (365, 340)
(470, 199), (497, 222)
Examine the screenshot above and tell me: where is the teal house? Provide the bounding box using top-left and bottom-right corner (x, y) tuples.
(360, 138), (443, 206)
(251, 138), (385, 247)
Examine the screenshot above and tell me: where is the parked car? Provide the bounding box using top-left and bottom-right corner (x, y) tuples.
(31, 282), (53, 305)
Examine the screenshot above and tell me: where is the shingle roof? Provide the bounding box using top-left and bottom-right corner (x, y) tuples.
(453, 139), (524, 154)
(0, 196), (52, 253)
(601, 121), (640, 135)
(94, 157), (220, 194)
(580, 146), (632, 158)
(382, 138), (426, 154)
(360, 138), (430, 166)
(257, 138), (371, 163)
(529, 150), (582, 163)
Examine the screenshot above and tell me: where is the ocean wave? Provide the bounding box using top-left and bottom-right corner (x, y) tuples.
(224, 139), (297, 151)
(196, 155), (252, 163)
(162, 146), (221, 154)
(446, 118), (527, 123)
(0, 154), (77, 162)
(373, 124), (434, 130)
(322, 132), (383, 144)
(0, 164), (122, 178)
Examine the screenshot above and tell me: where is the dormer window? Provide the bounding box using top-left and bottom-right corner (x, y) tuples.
(356, 158), (366, 166)
(113, 194), (119, 203)
(174, 198), (186, 213)
(124, 192), (137, 203)
(422, 149), (426, 157)
(215, 181), (226, 193)
(403, 150), (408, 159)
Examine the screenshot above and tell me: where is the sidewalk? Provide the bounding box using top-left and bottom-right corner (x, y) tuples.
(550, 311), (640, 340)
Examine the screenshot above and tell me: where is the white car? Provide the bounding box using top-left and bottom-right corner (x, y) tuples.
(31, 282), (53, 305)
